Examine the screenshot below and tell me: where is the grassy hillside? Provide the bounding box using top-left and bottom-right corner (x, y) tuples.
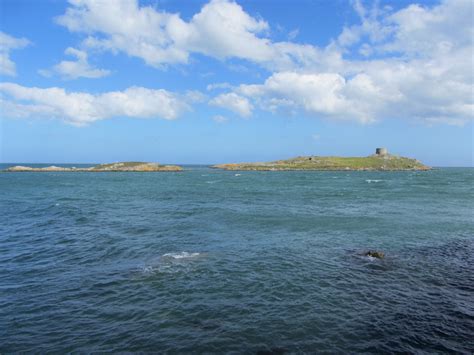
(213, 154), (430, 171)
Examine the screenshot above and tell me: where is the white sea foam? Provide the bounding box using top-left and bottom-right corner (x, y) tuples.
(162, 252), (200, 259)
(235, 174), (241, 176)
(366, 179), (383, 183)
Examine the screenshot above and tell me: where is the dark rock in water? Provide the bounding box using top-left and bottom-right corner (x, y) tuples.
(365, 250), (385, 259)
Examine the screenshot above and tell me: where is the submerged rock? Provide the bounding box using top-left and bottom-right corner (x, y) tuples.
(365, 250), (385, 259)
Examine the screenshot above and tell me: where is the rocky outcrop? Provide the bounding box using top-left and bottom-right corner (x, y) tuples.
(365, 251), (385, 259)
(4, 162), (182, 172)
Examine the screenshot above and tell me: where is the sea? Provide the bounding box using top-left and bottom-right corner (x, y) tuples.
(1, 164), (473, 353)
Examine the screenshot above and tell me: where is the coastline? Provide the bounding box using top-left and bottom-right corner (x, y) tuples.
(2, 162), (183, 172)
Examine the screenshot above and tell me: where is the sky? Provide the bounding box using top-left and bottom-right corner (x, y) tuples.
(0, 0), (472, 166)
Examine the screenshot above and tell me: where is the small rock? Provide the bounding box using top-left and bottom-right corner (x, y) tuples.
(365, 250), (385, 259)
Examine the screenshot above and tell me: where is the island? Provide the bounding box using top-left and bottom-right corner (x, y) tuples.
(213, 148), (431, 171)
(4, 162), (183, 172)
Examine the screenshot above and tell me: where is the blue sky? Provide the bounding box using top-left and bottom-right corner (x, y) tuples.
(0, 0), (472, 166)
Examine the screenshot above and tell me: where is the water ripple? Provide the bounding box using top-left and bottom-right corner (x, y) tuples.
(0, 168), (473, 352)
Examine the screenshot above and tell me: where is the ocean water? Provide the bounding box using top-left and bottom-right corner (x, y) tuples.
(1, 166), (473, 353)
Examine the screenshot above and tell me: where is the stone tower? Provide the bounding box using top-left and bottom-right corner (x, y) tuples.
(376, 147), (388, 156)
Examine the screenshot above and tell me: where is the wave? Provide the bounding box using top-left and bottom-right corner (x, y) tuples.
(366, 179), (383, 183)
(162, 252), (200, 259)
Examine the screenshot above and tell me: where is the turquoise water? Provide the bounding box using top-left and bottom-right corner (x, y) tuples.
(1, 166), (473, 353)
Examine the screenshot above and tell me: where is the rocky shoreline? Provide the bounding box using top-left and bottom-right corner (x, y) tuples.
(4, 162), (183, 172)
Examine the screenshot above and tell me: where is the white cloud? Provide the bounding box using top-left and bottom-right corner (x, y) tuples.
(236, 72), (387, 123)
(55, 0), (334, 71)
(212, 115), (229, 123)
(210, 92), (253, 117)
(385, 0), (473, 57)
(0, 83), (191, 126)
(336, 0), (394, 49)
(213, 0), (474, 126)
(39, 47), (110, 79)
(180, 0), (272, 62)
(0, 32), (30, 76)
(13, 0), (470, 127)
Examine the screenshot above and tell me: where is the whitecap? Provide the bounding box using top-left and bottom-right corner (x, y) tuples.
(366, 179), (383, 183)
(162, 252), (200, 259)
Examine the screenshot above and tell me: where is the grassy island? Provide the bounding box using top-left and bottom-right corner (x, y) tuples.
(4, 162), (183, 172)
(213, 149), (430, 171)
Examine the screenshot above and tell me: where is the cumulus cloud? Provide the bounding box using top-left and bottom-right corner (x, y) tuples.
(56, 0), (468, 125)
(6, 0), (470, 127)
(210, 92), (253, 117)
(0, 32), (30, 76)
(214, 0), (474, 125)
(235, 72), (390, 123)
(384, 0), (473, 57)
(0, 83), (191, 126)
(55, 0), (336, 71)
(39, 47), (110, 79)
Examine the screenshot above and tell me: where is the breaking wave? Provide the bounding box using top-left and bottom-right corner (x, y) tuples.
(162, 252), (200, 259)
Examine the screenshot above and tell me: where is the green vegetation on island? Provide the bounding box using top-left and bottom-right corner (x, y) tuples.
(4, 162), (183, 172)
(213, 148), (430, 171)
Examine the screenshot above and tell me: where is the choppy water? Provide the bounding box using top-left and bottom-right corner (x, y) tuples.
(1, 165), (473, 353)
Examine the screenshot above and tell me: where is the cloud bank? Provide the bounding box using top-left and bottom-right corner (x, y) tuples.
(55, 0), (339, 71)
(0, 83), (190, 125)
(219, 0), (473, 125)
(1, 0), (472, 126)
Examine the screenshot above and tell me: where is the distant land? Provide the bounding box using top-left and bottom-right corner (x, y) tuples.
(213, 148), (431, 171)
(4, 162), (182, 172)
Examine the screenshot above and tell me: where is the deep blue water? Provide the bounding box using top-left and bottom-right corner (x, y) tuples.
(1, 166), (473, 353)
